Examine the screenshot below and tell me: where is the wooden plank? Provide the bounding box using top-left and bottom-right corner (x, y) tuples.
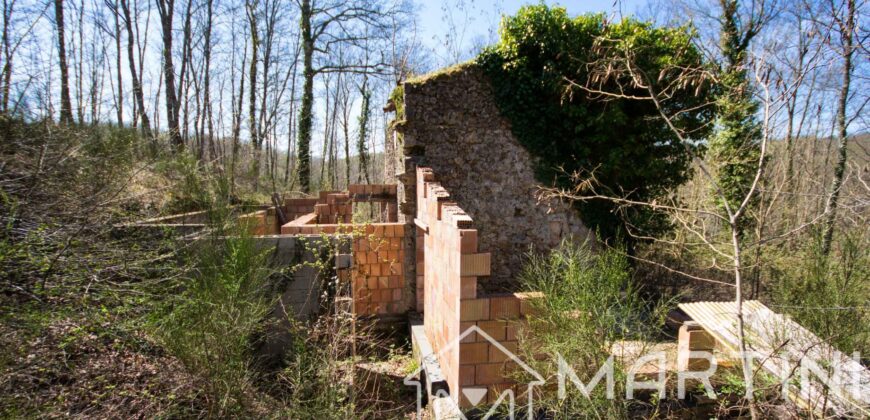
(679, 301), (870, 417)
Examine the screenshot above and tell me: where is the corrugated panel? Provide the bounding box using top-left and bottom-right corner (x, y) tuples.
(679, 300), (870, 417)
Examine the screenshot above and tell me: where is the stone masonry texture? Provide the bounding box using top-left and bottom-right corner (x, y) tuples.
(398, 64), (591, 290)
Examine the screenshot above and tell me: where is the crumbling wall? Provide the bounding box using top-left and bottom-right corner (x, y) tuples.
(397, 64), (591, 289)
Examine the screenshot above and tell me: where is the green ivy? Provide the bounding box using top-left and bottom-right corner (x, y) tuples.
(476, 6), (715, 240)
(388, 84), (405, 144)
(389, 84), (405, 124)
(708, 10), (762, 234)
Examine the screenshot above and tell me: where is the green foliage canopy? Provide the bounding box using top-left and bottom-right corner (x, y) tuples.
(477, 6), (715, 239)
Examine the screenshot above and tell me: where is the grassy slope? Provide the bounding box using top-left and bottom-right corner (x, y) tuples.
(0, 119), (415, 418)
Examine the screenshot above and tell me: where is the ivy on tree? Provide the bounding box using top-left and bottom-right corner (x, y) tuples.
(476, 5), (715, 241)
(708, 0), (763, 237)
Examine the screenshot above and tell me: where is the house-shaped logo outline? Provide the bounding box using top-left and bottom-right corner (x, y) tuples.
(404, 325), (545, 419)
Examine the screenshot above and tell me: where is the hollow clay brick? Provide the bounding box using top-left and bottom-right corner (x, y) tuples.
(460, 342), (489, 365)
(460, 299), (490, 321)
(490, 296), (520, 319)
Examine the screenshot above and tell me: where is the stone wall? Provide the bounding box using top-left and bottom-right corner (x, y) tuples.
(397, 65), (591, 290)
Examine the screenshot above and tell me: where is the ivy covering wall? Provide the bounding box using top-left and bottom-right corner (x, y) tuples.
(476, 6), (715, 240)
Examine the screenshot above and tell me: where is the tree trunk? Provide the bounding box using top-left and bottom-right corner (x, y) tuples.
(710, 0), (761, 237)
(75, 0), (84, 123)
(1, 0), (12, 113)
(178, 0), (193, 146)
(156, 0), (183, 150)
(203, 0), (215, 162)
(327, 77), (339, 189)
(113, 0), (123, 126)
(54, 0), (73, 124)
(230, 41), (247, 200)
(357, 77), (371, 184)
(297, 0), (313, 193)
(342, 86), (350, 188)
(119, 0), (152, 141)
(246, 0), (260, 192)
(87, 33), (100, 125)
(319, 72), (331, 190)
(821, 0), (855, 255)
(283, 48), (298, 185)
(730, 220), (758, 420)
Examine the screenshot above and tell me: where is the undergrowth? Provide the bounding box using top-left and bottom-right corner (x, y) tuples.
(770, 229), (870, 355)
(511, 240), (672, 419)
(0, 119), (409, 418)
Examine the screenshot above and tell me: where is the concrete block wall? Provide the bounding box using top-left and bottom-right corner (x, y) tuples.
(278, 220), (407, 317)
(255, 235), (345, 361)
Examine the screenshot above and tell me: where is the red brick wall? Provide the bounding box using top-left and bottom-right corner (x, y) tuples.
(417, 167), (464, 398)
(314, 191), (353, 224)
(416, 166), (542, 408)
(283, 198), (319, 220)
(456, 293), (538, 406)
(278, 221), (406, 317)
(351, 223), (406, 316)
(237, 209), (277, 235)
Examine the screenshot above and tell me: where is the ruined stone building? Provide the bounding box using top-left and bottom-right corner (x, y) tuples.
(128, 62), (870, 417)
(128, 63), (594, 410)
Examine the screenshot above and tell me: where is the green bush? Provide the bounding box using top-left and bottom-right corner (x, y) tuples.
(771, 230), (870, 355)
(153, 219), (275, 415)
(477, 5), (715, 240)
(513, 240), (670, 418)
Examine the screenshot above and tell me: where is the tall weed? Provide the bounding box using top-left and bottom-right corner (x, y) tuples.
(153, 170), (275, 415)
(771, 230), (870, 355)
(513, 240), (671, 419)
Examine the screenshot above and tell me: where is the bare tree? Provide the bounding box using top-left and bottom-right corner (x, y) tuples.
(117, 0), (151, 139)
(54, 0), (73, 123)
(544, 26), (849, 416)
(111, 0), (123, 126)
(283, 34), (301, 186)
(176, 0), (192, 143)
(155, 0), (182, 149)
(202, 0), (214, 161)
(0, 0), (13, 113)
(820, 0), (858, 254)
(74, 0), (84, 123)
(294, 0), (401, 192)
(245, 0), (259, 191)
(230, 17), (248, 198)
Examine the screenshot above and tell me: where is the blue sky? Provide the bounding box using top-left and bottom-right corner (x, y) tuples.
(415, 0), (648, 65)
